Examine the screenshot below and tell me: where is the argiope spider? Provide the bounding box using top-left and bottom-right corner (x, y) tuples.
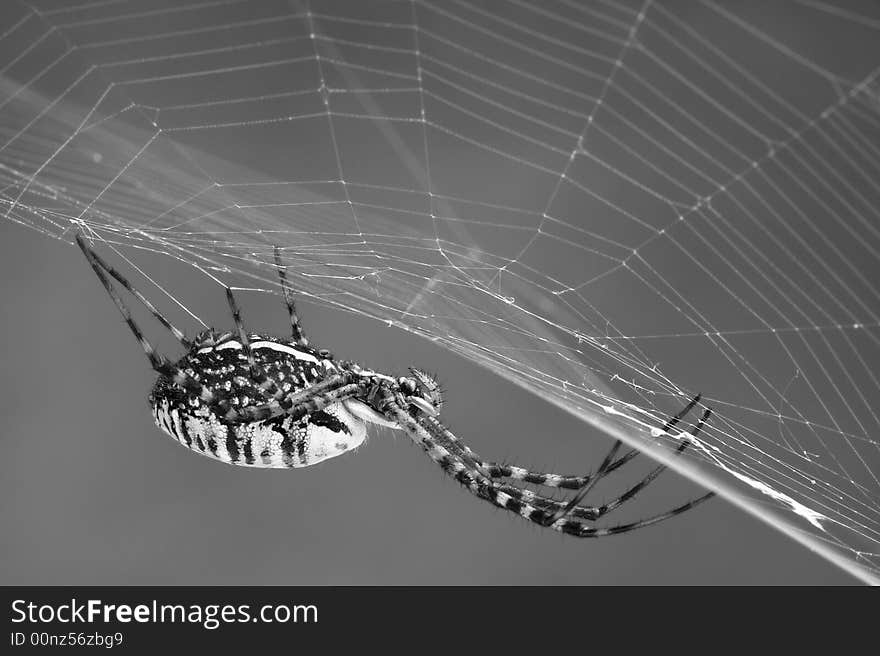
(75, 234), (715, 537)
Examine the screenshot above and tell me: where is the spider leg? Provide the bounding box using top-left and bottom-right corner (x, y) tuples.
(540, 439), (623, 526)
(488, 476), (714, 528)
(523, 393), (698, 490)
(75, 234), (174, 372)
(222, 372), (365, 423)
(420, 411), (640, 490)
(417, 415), (492, 476)
(489, 480), (631, 521)
(588, 408), (713, 521)
(420, 414), (634, 521)
(377, 392), (499, 495)
(387, 390), (716, 536)
(559, 490), (716, 537)
(274, 245), (309, 347)
(154, 364), (364, 428)
(381, 393), (713, 537)
(490, 482), (598, 519)
(224, 287), (255, 369)
(484, 452), (639, 490)
(424, 415), (671, 521)
(542, 395), (707, 526)
(76, 234), (190, 349)
(660, 393), (702, 433)
(222, 285), (304, 406)
(75, 235), (237, 415)
(504, 408), (713, 524)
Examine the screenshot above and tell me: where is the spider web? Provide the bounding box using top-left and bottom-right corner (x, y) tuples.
(2, 0), (880, 583)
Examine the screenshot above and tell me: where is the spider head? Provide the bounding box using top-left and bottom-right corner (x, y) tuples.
(398, 368), (443, 416)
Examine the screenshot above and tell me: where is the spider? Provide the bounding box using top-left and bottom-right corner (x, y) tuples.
(75, 234), (715, 537)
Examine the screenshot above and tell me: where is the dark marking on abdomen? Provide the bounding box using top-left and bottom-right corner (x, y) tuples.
(242, 436), (254, 465)
(308, 410), (351, 435)
(280, 426), (299, 467)
(226, 434), (240, 464)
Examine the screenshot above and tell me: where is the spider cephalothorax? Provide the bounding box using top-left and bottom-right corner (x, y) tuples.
(77, 234), (715, 537)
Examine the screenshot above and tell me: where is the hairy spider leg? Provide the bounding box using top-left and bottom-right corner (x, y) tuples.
(76, 234), (173, 372)
(422, 414), (630, 521)
(76, 236), (230, 410)
(224, 286), (256, 369)
(274, 245), (309, 347)
(222, 373), (365, 423)
(415, 394), (659, 492)
(483, 450), (639, 490)
(418, 415), (492, 477)
(415, 398), (712, 523)
(492, 408), (714, 522)
(76, 235), (256, 412)
(660, 393), (703, 434)
(541, 440), (623, 526)
(533, 392), (703, 490)
(589, 408), (713, 521)
(491, 481), (715, 523)
(225, 285), (303, 406)
(222, 285), (284, 397)
(423, 413), (640, 490)
(376, 390), (498, 492)
(425, 413), (636, 521)
(75, 234), (189, 349)
(490, 482), (602, 520)
(421, 408), (625, 516)
(176, 369), (367, 429)
(76, 237), (364, 426)
(561, 489), (716, 537)
(381, 392), (713, 537)
(543, 394), (705, 526)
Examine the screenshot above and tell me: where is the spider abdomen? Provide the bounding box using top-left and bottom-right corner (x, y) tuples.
(148, 335), (367, 468)
(150, 397), (366, 467)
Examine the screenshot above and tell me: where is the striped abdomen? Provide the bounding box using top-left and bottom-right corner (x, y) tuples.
(151, 397), (367, 468)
